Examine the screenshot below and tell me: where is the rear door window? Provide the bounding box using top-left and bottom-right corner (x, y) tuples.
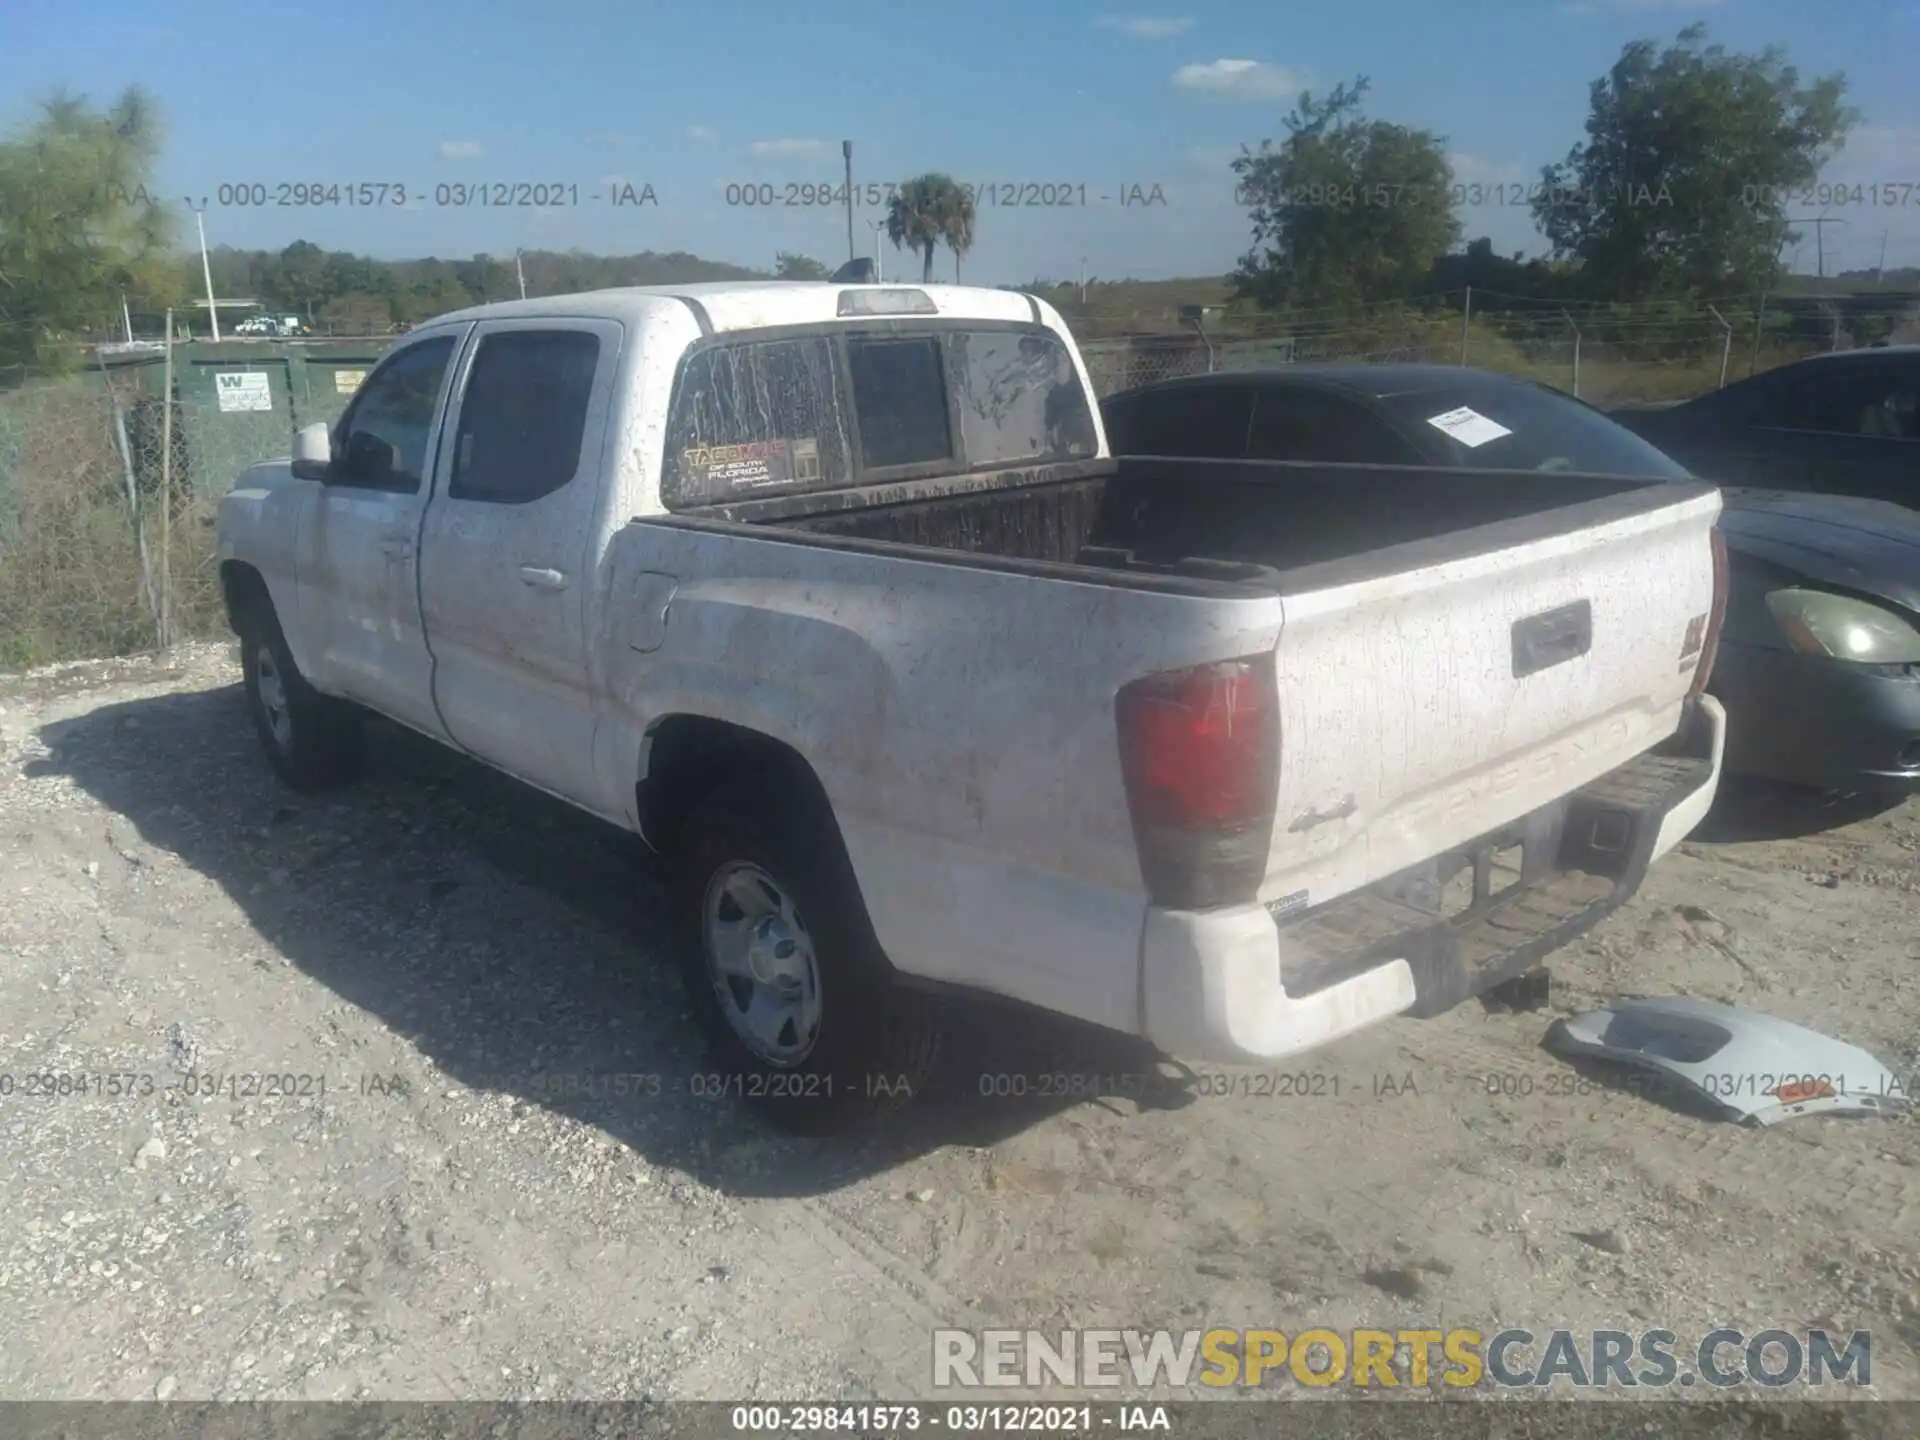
(1105, 386), (1251, 458)
(1771, 363), (1920, 439)
(449, 330), (601, 504)
(1247, 390), (1424, 464)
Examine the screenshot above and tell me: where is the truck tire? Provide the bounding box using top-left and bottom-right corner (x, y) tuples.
(670, 773), (940, 1134)
(237, 603), (366, 792)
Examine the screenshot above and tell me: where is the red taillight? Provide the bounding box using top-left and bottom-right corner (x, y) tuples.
(1689, 525), (1729, 698)
(1116, 654), (1279, 831)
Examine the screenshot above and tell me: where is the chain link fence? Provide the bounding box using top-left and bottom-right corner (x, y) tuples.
(1076, 295), (1873, 404)
(0, 332), (324, 669)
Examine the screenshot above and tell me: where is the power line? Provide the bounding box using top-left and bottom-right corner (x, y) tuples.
(1783, 215), (1848, 279)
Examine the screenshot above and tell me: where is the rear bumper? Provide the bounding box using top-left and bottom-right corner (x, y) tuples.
(1711, 643), (1920, 795)
(1141, 696), (1725, 1063)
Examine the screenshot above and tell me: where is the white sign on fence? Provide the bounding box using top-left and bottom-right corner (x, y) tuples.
(333, 369), (367, 394)
(215, 371), (273, 413)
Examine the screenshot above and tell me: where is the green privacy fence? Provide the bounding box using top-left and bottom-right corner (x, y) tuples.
(96, 338), (389, 497)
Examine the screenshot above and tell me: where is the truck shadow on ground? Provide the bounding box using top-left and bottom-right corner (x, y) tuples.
(1689, 776), (1908, 844)
(34, 684), (1201, 1198)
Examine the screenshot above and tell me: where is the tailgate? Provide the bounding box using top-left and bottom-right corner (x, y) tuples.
(1260, 482), (1722, 906)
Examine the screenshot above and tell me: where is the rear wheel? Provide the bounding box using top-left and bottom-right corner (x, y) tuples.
(669, 773), (940, 1134)
(237, 603), (366, 791)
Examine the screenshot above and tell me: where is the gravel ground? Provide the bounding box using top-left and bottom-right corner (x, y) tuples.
(2, 642), (1917, 1404)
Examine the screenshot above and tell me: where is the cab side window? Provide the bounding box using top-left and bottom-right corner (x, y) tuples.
(449, 331), (602, 504)
(332, 337), (456, 492)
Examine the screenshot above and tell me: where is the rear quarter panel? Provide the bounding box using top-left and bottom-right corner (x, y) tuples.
(598, 520), (1283, 1033)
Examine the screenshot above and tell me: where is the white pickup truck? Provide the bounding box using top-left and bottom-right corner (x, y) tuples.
(217, 281), (1729, 1130)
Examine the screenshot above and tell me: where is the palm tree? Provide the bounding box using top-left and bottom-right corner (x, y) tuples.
(944, 185), (975, 283)
(886, 173), (975, 284)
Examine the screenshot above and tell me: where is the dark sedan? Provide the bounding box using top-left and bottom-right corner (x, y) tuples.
(1610, 345), (1920, 508)
(1102, 366), (1920, 795)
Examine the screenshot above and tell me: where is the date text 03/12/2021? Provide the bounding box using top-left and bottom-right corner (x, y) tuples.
(722, 181), (1169, 209)
(91, 181), (661, 211)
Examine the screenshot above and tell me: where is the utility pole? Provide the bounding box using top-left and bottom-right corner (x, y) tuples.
(1784, 215), (1847, 279)
(1079, 257), (1087, 306)
(515, 249), (527, 300)
(842, 141), (855, 264)
(1877, 229), (1889, 282)
(190, 202), (220, 340)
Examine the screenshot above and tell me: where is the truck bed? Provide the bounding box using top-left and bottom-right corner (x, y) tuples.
(646, 452), (1721, 932)
(680, 456), (1699, 593)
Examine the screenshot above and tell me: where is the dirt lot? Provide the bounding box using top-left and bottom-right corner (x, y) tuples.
(2, 642), (1918, 1404)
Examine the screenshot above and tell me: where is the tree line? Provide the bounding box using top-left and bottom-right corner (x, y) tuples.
(0, 23), (1902, 379)
(1230, 26), (1862, 313)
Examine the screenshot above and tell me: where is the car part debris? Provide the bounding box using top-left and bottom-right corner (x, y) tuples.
(1545, 996), (1911, 1126)
(1483, 966), (1552, 1014)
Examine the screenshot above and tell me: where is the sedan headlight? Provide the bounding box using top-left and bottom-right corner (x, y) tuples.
(1764, 588), (1920, 664)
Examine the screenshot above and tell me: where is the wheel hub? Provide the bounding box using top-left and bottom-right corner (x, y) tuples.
(701, 862), (823, 1066)
(255, 645), (292, 749)
(745, 915), (808, 989)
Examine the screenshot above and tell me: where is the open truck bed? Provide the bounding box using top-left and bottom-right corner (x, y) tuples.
(679, 453), (1701, 590)
(652, 449), (1723, 898)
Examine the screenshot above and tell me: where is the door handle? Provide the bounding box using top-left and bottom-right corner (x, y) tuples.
(1511, 599), (1592, 679)
(379, 535), (414, 560)
(518, 566), (569, 590)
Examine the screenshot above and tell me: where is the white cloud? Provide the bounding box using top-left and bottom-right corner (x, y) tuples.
(1095, 15), (1195, 38)
(437, 140), (485, 159)
(1562, 0), (1725, 14)
(745, 138), (835, 161)
(1170, 59), (1307, 102)
(686, 124), (719, 145)
(1448, 152), (1526, 186)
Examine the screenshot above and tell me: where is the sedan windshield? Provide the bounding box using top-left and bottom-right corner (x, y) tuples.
(1378, 381), (1694, 479)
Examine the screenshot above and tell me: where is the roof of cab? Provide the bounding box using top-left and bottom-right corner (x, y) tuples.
(420, 282), (1048, 336)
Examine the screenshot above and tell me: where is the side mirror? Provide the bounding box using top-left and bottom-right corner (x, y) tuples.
(290, 422), (332, 481)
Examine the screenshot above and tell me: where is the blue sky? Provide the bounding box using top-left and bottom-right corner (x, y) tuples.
(5, 0), (1919, 283)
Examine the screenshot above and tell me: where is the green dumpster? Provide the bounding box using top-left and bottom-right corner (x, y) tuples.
(174, 344), (298, 496)
(294, 343), (389, 433)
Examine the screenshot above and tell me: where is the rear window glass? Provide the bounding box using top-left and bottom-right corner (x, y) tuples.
(1380, 382), (1692, 478)
(661, 337), (850, 507)
(661, 325), (1098, 507)
(954, 329), (1099, 465)
(848, 336), (952, 469)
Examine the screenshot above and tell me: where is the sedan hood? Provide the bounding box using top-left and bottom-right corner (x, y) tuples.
(1718, 489), (1920, 614)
